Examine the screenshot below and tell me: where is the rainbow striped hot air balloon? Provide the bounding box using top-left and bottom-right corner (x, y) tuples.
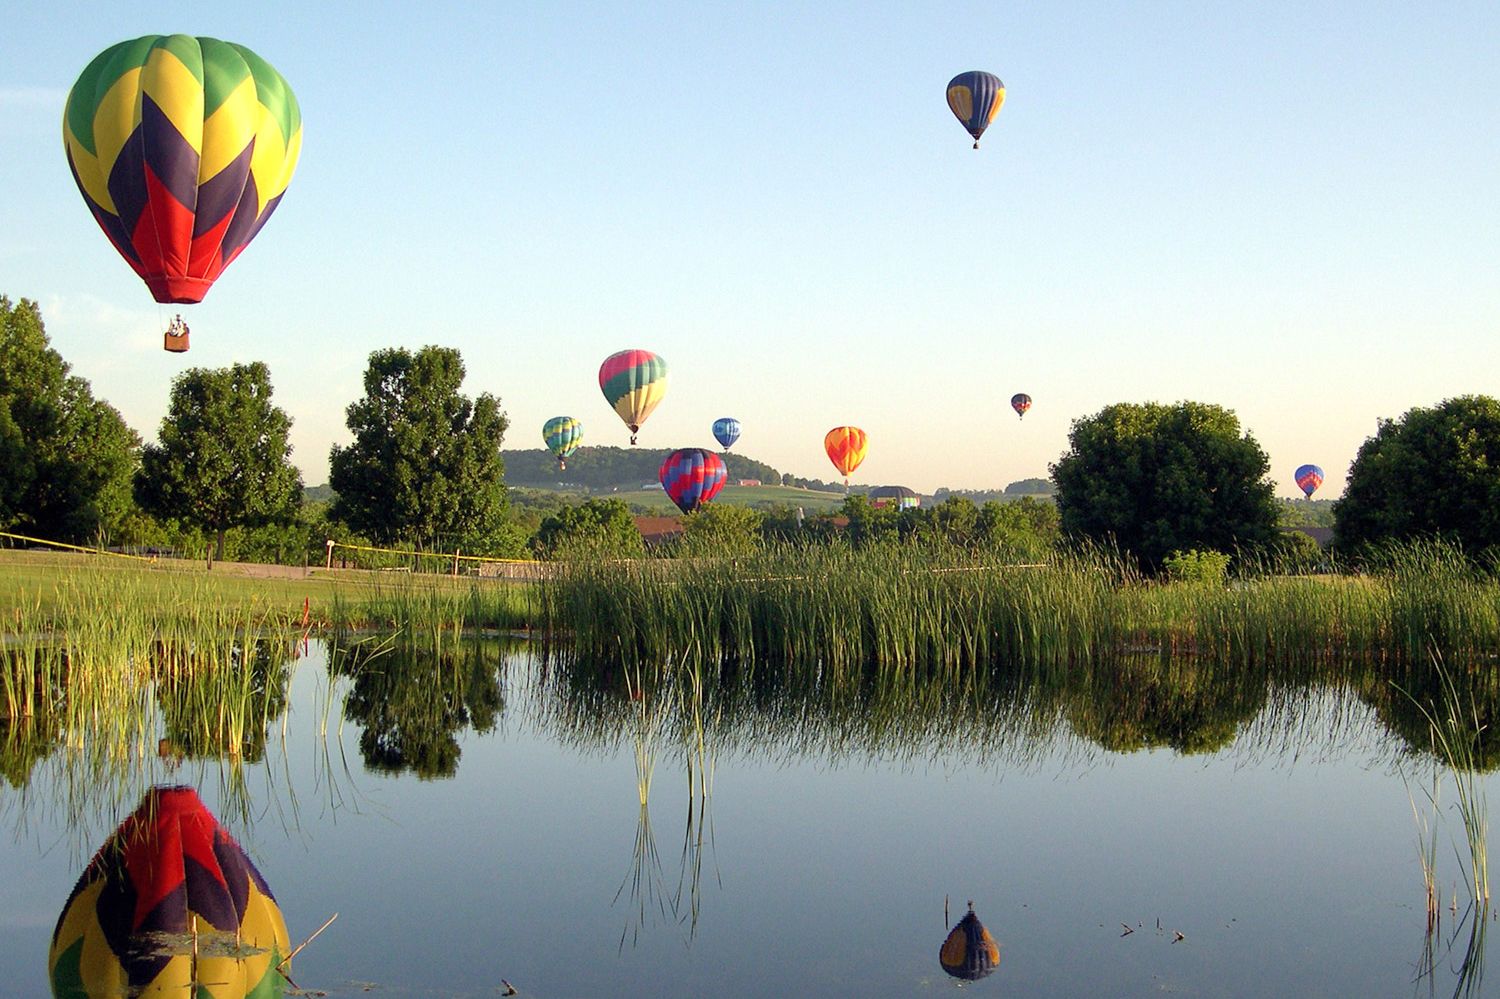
(940, 902), (1001, 981)
(712, 417), (741, 451)
(1010, 393), (1032, 419)
(824, 426), (868, 487)
(49, 785), (290, 999)
(660, 448), (727, 515)
(543, 416), (583, 470)
(599, 349), (668, 445)
(1295, 464), (1324, 499)
(946, 71), (1005, 149)
(63, 35), (302, 352)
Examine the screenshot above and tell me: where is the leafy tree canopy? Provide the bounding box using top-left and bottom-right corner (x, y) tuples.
(1050, 401), (1279, 571)
(532, 497), (644, 559)
(1333, 395), (1500, 555)
(329, 346), (510, 550)
(136, 361), (302, 560)
(679, 503), (763, 556)
(0, 295), (139, 543)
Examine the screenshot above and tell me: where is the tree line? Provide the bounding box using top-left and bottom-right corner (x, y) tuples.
(5, 294), (1499, 572)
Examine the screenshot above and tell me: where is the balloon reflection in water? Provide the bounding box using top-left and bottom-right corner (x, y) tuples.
(49, 784), (290, 998)
(940, 901), (1000, 981)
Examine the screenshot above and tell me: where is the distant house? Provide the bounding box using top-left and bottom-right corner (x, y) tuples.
(633, 515), (683, 547)
(1282, 525), (1333, 548)
(737, 479), (762, 487)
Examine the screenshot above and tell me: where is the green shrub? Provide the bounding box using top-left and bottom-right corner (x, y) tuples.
(1161, 549), (1230, 585)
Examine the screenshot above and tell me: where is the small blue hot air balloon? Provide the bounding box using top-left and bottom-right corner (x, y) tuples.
(946, 71), (1006, 149)
(712, 417), (741, 451)
(1294, 464), (1324, 499)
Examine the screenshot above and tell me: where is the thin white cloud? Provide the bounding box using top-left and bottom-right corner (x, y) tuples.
(0, 86), (65, 110)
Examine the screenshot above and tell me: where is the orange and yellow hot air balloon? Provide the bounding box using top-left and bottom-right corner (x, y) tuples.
(824, 426), (868, 487)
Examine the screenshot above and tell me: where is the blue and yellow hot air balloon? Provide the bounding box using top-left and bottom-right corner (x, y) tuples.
(660, 448), (727, 515)
(940, 902), (1001, 981)
(1295, 464), (1324, 499)
(712, 417), (741, 451)
(543, 416), (583, 471)
(49, 785), (290, 998)
(63, 35), (302, 352)
(599, 350), (667, 445)
(946, 71), (1005, 149)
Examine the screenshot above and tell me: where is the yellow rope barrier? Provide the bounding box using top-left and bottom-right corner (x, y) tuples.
(0, 531), (156, 562)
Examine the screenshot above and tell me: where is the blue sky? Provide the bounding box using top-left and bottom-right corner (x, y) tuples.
(3, 1), (1497, 496)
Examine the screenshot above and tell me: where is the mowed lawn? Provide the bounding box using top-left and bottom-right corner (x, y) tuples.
(0, 549), (528, 619)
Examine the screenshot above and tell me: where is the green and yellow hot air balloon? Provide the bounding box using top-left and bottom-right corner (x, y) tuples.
(49, 785), (290, 998)
(63, 34), (302, 351)
(599, 349), (667, 445)
(543, 416), (584, 470)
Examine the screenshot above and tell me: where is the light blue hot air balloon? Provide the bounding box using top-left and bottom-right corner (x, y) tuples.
(712, 417), (741, 451)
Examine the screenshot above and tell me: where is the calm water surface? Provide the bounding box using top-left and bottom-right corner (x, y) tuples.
(1, 639), (1495, 998)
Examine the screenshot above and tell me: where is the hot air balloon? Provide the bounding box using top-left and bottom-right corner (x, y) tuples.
(599, 349), (667, 445)
(869, 485), (920, 510)
(946, 71), (1005, 149)
(543, 416), (583, 471)
(1295, 464), (1324, 499)
(63, 35), (302, 353)
(824, 426), (868, 487)
(49, 785), (290, 998)
(712, 417), (741, 451)
(940, 902), (1001, 981)
(659, 448), (727, 514)
(1010, 393), (1032, 419)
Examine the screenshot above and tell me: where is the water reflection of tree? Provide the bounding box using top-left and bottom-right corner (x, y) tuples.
(0, 715), (61, 789)
(1359, 660), (1500, 771)
(331, 636), (507, 780)
(1062, 655), (1269, 755)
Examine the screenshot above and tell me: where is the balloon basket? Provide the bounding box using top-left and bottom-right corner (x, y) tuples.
(163, 314), (190, 353)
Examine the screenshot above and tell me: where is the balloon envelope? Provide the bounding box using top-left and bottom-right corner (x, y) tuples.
(660, 448), (727, 514)
(49, 785), (289, 998)
(599, 350), (668, 443)
(63, 35), (302, 306)
(946, 71), (1006, 147)
(543, 416), (584, 468)
(940, 906), (1001, 981)
(1295, 464), (1324, 498)
(824, 426), (868, 480)
(712, 417), (741, 450)
(869, 485), (920, 510)
(1011, 393), (1032, 418)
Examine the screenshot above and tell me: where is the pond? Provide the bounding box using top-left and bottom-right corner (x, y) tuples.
(1, 637), (1495, 998)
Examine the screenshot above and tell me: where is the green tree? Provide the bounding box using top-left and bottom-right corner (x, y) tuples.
(532, 498), (644, 558)
(1050, 401), (1279, 571)
(679, 503), (763, 556)
(1333, 396), (1500, 554)
(0, 296), (140, 542)
(329, 346), (510, 550)
(136, 362), (302, 562)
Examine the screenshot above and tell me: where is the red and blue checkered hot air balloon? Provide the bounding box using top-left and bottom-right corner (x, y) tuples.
(659, 448), (727, 515)
(1294, 464), (1324, 499)
(63, 35), (302, 352)
(49, 785), (291, 998)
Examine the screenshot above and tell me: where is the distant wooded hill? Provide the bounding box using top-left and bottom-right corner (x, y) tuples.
(501, 446), (845, 493)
